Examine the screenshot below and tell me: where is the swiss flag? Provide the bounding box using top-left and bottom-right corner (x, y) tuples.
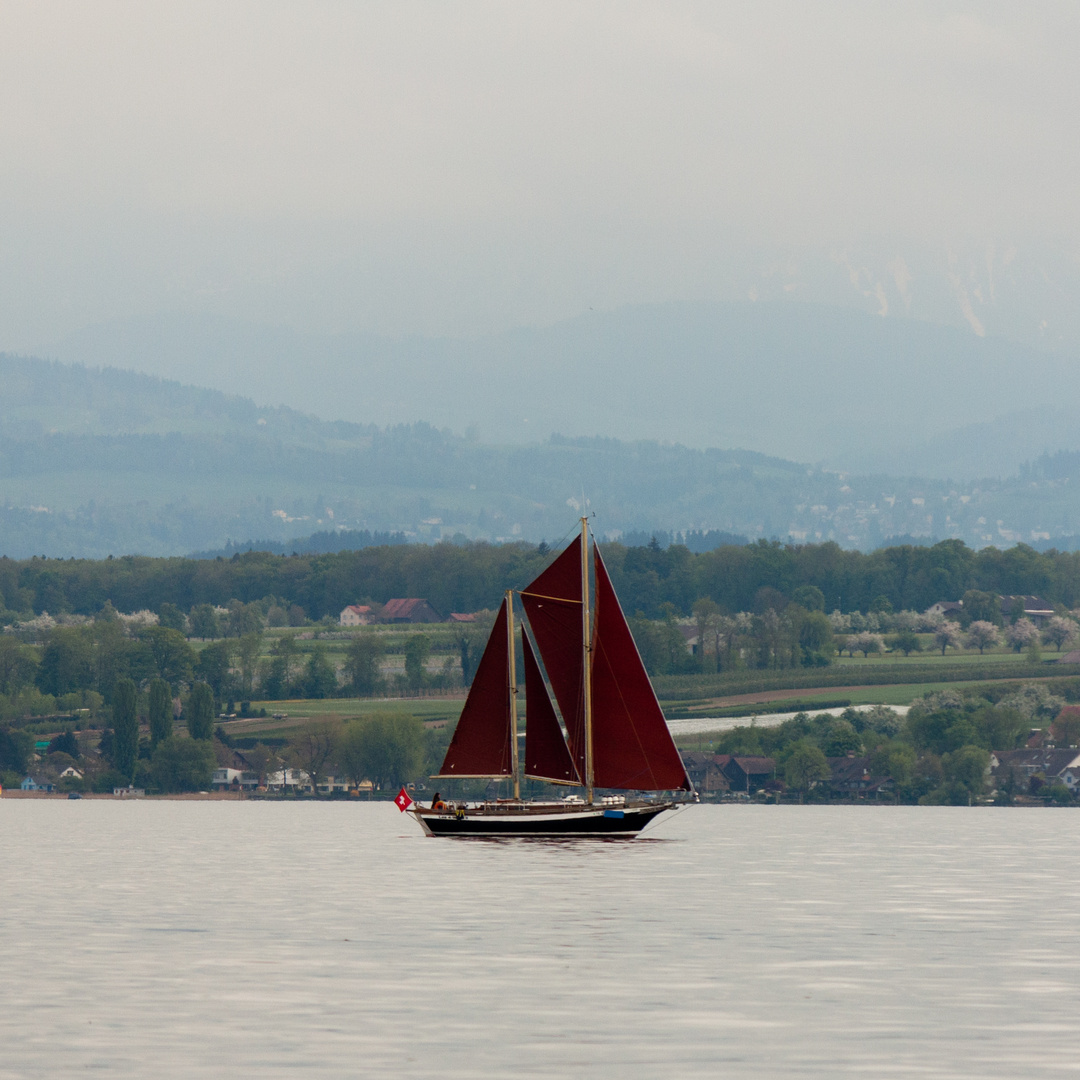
(395, 787), (414, 812)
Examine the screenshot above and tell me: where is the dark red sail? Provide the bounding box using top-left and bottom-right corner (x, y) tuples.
(434, 599), (512, 778)
(590, 547), (691, 791)
(523, 631), (581, 785)
(519, 538), (586, 778)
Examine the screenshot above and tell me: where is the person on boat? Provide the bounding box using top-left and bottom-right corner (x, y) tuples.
(431, 791), (446, 811)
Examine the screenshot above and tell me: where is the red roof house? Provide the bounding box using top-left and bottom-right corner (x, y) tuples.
(380, 598), (442, 623)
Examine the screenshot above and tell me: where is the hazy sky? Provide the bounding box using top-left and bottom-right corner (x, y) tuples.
(2, 1), (1078, 343)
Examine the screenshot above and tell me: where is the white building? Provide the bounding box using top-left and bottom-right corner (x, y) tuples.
(317, 772), (352, 794)
(339, 605), (372, 626)
(211, 768), (260, 791)
(266, 768), (311, 792)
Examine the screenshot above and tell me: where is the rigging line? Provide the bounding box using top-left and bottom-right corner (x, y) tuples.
(517, 590), (582, 604)
(640, 801), (691, 837)
(543, 520), (580, 558)
(519, 519), (579, 591)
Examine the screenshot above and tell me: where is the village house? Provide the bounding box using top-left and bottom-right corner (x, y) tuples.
(990, 748), (1080, 778)
(316, 772), (351, 795)
(991, 748), (1080, 795)
(678, 625), (701, 656)
(721, 756), (775, 793)
(925, 596), (1056, 627)
(999, 595), (1055, 627)
(266, 768), (311, 792)
(926, 600), (964, 619)
(380, 598), (442, 623)
(826, 755), (891, 799)
(20, 776), (54, 792)
(681, 752), (731, 794)
(339, 604), (372, 627)
(1053, 705), (1080, 739)
(211, 768), (260, 791)
(447, 612), (476, 623)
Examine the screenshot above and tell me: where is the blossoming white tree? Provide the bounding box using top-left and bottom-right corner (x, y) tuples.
(1004, 618), (1040, 653)
(933, 623), (963, 655)
(849, 630), (885, 658)
(965, 620), (1001, 655)
(1042, 615), (1077, 652)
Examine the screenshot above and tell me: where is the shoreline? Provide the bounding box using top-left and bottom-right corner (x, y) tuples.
(1, 790), (246, 800)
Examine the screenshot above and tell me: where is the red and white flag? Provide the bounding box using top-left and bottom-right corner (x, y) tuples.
(395, 787), (414, 812)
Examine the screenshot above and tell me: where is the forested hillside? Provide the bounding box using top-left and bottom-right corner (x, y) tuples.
(43, 301), (1080, 477)
(6, 353), (1080, 557)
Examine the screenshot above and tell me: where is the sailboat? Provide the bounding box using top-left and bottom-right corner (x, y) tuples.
(407, 519), (695, 837)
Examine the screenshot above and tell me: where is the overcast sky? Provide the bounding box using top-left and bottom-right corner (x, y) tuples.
(1, 1), (1077, 344)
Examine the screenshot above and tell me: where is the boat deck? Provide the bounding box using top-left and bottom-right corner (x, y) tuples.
(410, 798), (678, 837)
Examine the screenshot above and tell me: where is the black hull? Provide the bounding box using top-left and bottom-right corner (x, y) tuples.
(410, 801), (675, 838)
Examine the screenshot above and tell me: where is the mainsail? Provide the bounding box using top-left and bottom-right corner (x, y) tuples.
(522, 631), (580, 785)
(519, 540), (586, 778)
(590, 547), (692, 791)
(433, 599), (513, 778)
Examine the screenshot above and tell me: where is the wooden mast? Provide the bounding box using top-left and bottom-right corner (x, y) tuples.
(581, 516), (595, 803)
(506, 587), (521, 801)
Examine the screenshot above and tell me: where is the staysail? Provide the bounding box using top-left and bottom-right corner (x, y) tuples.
(590, 546), (692, 791)
(433, 598), (513, 778)
(522, 631), (581, 785)
(519, 538), (586, 778)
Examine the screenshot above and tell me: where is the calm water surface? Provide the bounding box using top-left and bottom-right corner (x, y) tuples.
(2, 802), (1078, 1078)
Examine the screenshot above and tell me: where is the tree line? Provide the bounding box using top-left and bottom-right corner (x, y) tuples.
(3, 535), (1080, 625)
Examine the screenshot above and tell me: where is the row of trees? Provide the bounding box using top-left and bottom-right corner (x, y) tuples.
(0, 618), (465, 710)
(0, 622), (216, 706)
(7, 535), (1080, 624)
(108, 677), (217, 788)
(11, 604), (1077, 716)
(835, 615), (1078, 660)
(633, 601), (835, 676)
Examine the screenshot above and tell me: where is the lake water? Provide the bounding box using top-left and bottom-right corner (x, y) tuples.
(2, 802), (1078, 1078)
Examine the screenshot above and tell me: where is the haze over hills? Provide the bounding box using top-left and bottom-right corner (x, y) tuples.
(5, 5), (1080, 562)
(5, 350), (1080, 559)
(39, 301), (1080, 481)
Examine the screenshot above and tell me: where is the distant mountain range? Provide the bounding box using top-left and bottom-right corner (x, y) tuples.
(35, 300), (1080, 482)
(4, 351), (1080, 558)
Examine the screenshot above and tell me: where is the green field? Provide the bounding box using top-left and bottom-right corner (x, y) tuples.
(207, 633), (1080, 743)
(218, 696), (465, 741)
(248, 696), (464, 721)
(831, 648), (1063, 667)
(234, 673), (1049, 740)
